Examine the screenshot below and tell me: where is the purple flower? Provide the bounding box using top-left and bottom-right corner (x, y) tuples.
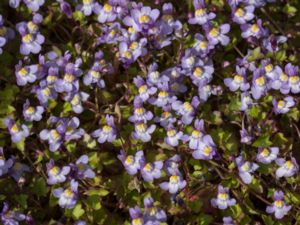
(98, 2), (117, 22)
(132, 122), (156, 142)
(189, 59), (214, 87)
(9, 161), (30, 182)
(123, 6), (160, 32)
(140, 161), (163, 182)
(240, 92), (253, 111)
(266, 191), (292, 219)
(40, 117), (84, 151)
(172, 96), (200, 125)
(188, 0), (215, 25)
(164, 154), (181, 176)
(23, 0), (45, 12)
(285, 63), (300, 94)
(241, 19), (267, 39)
(232, 6), (255, 24)
(91, 115), (117, 143)
(46, 159), (70, 185)
(188, 119), (205, 150)
(154, 105), (176, 128)
(263, 35), (287, 53)
(272, 96), (295, 114)
(72, 155), (95, 179)
(33, 80), (58, 105)
(240, 129), (253, 144)
(236, 155), (259, 184)
(198, 84), (212, 102)
(129, 206), (144, 225)
(9, 0), (21, 8)
(0, 15), (15, 54)
(205, 24), (230, 46)
(118, 39), (147, 65)
(134, 76), (157, 102)
(211, 185), (236, 209)
(15, 61), (38, 86)
(83, 64), (106, 88)
(23, 99), (44, 121)
(164, 126), (187, 147)
(64, 91), (89, 114)
(129, 97), (153, 123)
(118, 150), (144, 175)
(53, 179), (78, 209)
(77, 0), (100, 16)
(224, 66), (250, 91)
(261, 59), (278, 80)
(0, 202), (26, 225)
(192, 134), (217, 160)
(143, 196), (167, 223)
(192, 33), (214, 57)
(223, 216), (234, 225)
(59, 0), (73, 18)
(149, 82), (176, 107)
(159, 172), (186, 194)
(251, 68), (267, 99)
(0, 148), (14, 177)
(275, 157), (299, 178)
(3, 117), (29, 143)
(256, 147), (279, 164)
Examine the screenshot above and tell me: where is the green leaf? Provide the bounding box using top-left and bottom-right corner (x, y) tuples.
(252, 135), (272, 147)
(72, 203), (85, 220)
(31, 177), (49, 197)
(86, 195), (102, 210)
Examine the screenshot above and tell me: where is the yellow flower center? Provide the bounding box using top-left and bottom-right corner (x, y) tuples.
(251, 24), (259, 33)
(50, 130), (60, 140)
(11, 123), (19, 133)
(198, 41), (207, 50)
(130, 42), (138, 50)
(275, 200), (283, 208)
(135, 107), (145, 115)
(124, 50), (132, 59)
(167, 129), (176, 137)
(83, 0), (92, 5)
(284, 160), (294, 170)
(195, 8), (205, 17)
(280, 73), (288, 82)
(26, 106), (35, 114)
(144, 163), (153, 172)
(136, 123), (146, 132)
(234, 74), (243, 83)
(19, 67), (28, 76)
(256, 76), (266, 86)
(162, 111), (170, 118)
(290, 76), (299, 83)
(125, 155), (134, 165)
(241, 162), (250, 171)
(0, 27), (7, 36)
(235, 8), (245, 17)
(103, 3), (112, 12)
(218, 192), (228, 200)
(64, 73), (75, 82)
(132, 218), (143, 225)
(261, 148), (270, 157)
(47, 75), (58, 83)
(203, 146), (212, 156)
(50, 166), (60, 175)
(193, 67), (203, 77)
(27, 21), (38, 32)
(265, 64), (273, 73)
(139, 15), (150, 24)
(158, 91), (168, 98)
(139, 85), (147, 94)
(183, 102), (193, 111)
(109, 29), (116, 37)
(103, 125), (112, 133)
(91, 70), (100, 79)
(42, 87), (51, 97)
(163, 15), (173, 22)
(128, 27), (135, 33)
(192, 130), (201, 138)
(71, 95), (80, 105)
(277, 100), (285, 109)
(23, 34), (33, 43)
(170, 174), (179, 183)
(64, 189), (74, 198)
(209, 28), (219, 38)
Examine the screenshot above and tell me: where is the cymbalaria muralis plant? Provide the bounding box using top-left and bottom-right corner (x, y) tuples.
(1, 0), (300, 224)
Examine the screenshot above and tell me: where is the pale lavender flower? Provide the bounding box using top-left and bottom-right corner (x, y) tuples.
(266, 191), (292, 219)
(118, 39), (147, 65)
(91, 115), (117, 143)
(153, 105), (176, 128)
(224, 66), (250, 91)
(132, 122), (156, 142)
(143, 196), (167, 223)
(98, 2), (117, 22)
(159, 172), (186, 194)
(256, 147), (279, 164)
(15, 61), (38, 86)
(64, 91), (89, 114)
(188, 0), (215, 25)
(275, 157), (299, 178)
(72, 155), (95, 179)
(188, 119), (205, 150)
(129, 97), (153, 123)
(192, 33), (214, 57)
(240, 129), (253, 144)
(240, 92), (253, 111)
(251, 68), (267, 99)
(223, 216), (234, 225)
(192, 134), (217, 160)
(149, 82), (176, 107)
(164, 126), (187, 147)
(272, 96), (295, 114)
(0, 148), (14, 177)
(23, 0), (45, 12)
(0, 202), (26, 225)
(134, 76), (157, 102)
(129, 206), (144, 225)
(140, 161), (163, 182)
(77, 0), (100, 16)
(53, 179), (78, 209)
(236, 155), (259, 184)
(23, 99), (44, 121)
(3, 117), (29, 143)
(241, 19), (267, 39)
(46, 159), (70, 185)
(232, 6), (255, 24)
(211, 185), (236, 210)
(205, 24), (231, 46)
(164, 154), (181, 176)
(172, 96), (200, 125)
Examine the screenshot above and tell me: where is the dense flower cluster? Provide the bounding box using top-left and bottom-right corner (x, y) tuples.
(0, 0), (300, 224)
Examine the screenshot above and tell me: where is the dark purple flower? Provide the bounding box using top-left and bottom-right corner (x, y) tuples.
(0, 202), (26, 225)
(129, 206), (144, 225)
(9, 161), (30, 182)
